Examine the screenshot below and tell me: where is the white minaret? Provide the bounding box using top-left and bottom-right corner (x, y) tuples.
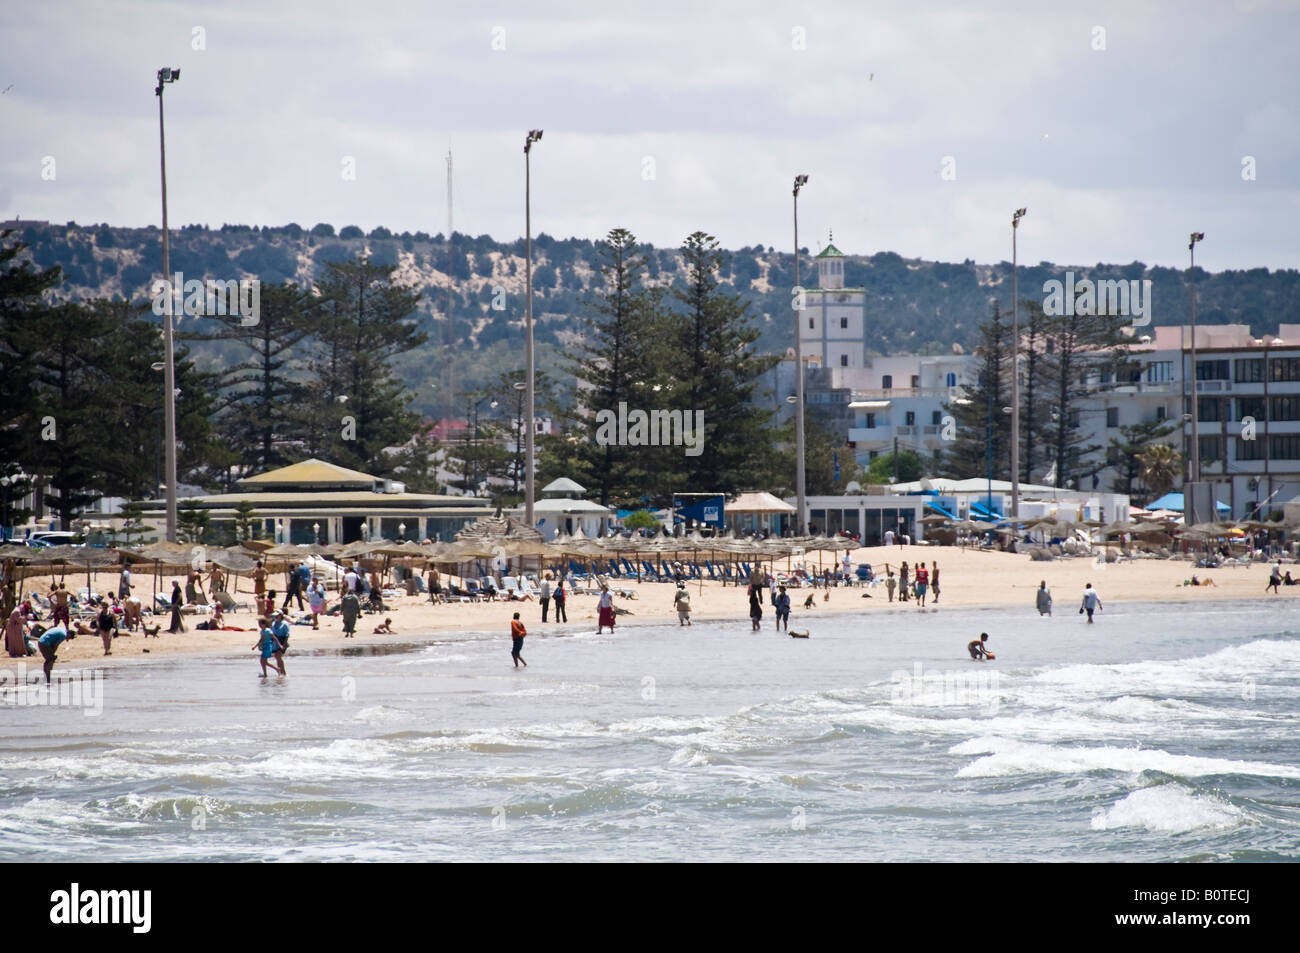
(798, 233), (863, 369)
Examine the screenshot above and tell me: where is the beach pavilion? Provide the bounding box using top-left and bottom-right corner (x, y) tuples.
(510, 478), (613, 540)
(134, 459), (493, 544)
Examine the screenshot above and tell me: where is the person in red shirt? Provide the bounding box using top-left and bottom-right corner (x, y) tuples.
(914, 562), (930, 607)
(510, 612), (528, 668)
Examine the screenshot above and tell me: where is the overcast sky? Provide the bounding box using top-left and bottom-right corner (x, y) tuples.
(2, 0), (1297, 270)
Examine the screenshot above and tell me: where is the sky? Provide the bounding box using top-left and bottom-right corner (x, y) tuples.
(2, 0), (1297, 271)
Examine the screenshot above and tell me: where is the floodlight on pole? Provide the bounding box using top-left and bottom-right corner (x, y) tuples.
(1010, 207), (1027, 521)
(1188, 231), (1205, 497)
(156, 66), (181, 542)
(523, 129), (543, 531)
(792, 173), (809, 536)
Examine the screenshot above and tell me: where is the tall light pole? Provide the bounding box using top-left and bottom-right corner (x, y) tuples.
(156, 66), (181, 542)
(1009, 207), (1027, 520)
(523, 129), (543, 530)
(792, 174), (809, 535)
(1188, 231), (1205, 516)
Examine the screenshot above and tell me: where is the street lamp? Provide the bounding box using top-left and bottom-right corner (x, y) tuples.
(313, 522), (321, 545)
(156, 66), (181, 543)
(792, 173), (809, 536)
(1010, 207), (1027, 521)
(523, 128), (543, 530)
(466, 395), (499, 491)
(1188, 231), (1205, 519)
(397, 522), (405, 541)
(276, 520), (284, 543)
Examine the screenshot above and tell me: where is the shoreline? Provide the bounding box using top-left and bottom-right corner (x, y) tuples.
(4, 544), (1290, 675)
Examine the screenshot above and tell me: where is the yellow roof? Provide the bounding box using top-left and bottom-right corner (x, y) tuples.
(238, 458), (378, 487)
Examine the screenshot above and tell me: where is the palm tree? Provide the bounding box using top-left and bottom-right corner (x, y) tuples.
(1137, 443), (1181, 501)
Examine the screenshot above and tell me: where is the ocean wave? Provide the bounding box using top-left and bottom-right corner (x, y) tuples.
(951, 736), (1300, 780)
(1091, 785), (1249, 834)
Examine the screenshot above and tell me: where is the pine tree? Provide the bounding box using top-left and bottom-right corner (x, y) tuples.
(306, 256), (426, 473)
(940, 303), (1011, 481)
(672, 231), (779, 495)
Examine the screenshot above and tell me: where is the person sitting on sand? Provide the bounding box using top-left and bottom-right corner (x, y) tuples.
(1285, 571), (1297, 586)
(373, 617), (395, 634)
(803, 593), (816, 609)
(968, 632), (993, 661)
(211, 600), (224, 627)
(367, 585), (385, 613)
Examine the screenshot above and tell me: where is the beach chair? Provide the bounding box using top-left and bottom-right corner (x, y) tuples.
(155, 592), (174, 612)
(704, 561), (718, 581)
(499, 577), (522, 600)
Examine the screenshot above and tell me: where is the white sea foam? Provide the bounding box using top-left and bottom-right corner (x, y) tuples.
(1091, 785), (1247, 834)
(952, 736), (1300, 780)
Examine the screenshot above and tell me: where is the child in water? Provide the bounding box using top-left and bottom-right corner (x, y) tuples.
(967, 632), (994, 661)
(252, 616), (284, 678)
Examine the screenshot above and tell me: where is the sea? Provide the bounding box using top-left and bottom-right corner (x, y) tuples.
(1, 597), (1297, 862)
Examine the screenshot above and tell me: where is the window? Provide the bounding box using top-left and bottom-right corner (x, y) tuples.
(1106, 407), (1119, 428)
(1068, 410), (1080, 428)
(1196, 360), (1229, 381)
(1235, 358), (1265, 383)
(1197, 397), (1220, 422)
(840, 354), (848, 367)
(1270, 358), (1300, 382)
(1237, 396), (1266, 421)
(931, 410), (942, 425)
(1237, 437), (1266, 461)
(1271, 396), (1300, 421)
(840, 317), (848, 329)
(1146, 361), (1172, 383)
(946, 372), (957, 387)
(905, 411), (916, 425)
(1198, 436), (1222, 462)
(1271, 435), (1300, 459)
(882, 375), (892, 390)
(1156, 406), (1167, 421)
(865, 413), (876, 428)
(808, 317), (815, 329)
(911, 375), (920, 389)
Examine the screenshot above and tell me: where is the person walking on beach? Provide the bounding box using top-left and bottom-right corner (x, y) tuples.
(914, 562), (929, 608)
(885, 567), (896, 603)
(1036, 580), (1052, 616)
(282, 562), (305, 612)
(1267, 561), (1282, 594)
(553, 578), (568, 622)
(168, 581), (186, 633)
(674, 583), (692, 626)
(597, 585), (616, 634)
(884, 528), (895, 547)
(37, 622), (73, 683)
(930, 563), (940, 603)
(5, 609), (28, 658)
(340, 589), (360, 637)
(270, 610), (290, 675)
(774, 585), (791, 631)
(252, 616), (283, 678)
(748, 583), (763, 631)
(898, 562), (910, 602)
(117, 566), (132, 600)
(51, 584), (72, 630)
(96, 600), (116, 656)
(307, 577), (327, 629)
(1080, 583), (1102, 623)
(510, 612), (528, 668)
(186, 566), (205, 606)
(539, 573), (552, 622)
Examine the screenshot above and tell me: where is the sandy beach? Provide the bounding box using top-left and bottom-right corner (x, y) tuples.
(4, 543), (1289, 674)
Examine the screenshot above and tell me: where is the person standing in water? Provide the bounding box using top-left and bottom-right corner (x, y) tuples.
(510, 611), (528, 668)
(597, 585), (616, 634)
(774, 585), (791, 631)
(748, 583), (763, 631)
(37, 623), (73, 683)
(967, 632), (992, 660)
(1036, 581), (1052, 616)
(252, 616), (283, 678)
(1080, 583), (1102, 623)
